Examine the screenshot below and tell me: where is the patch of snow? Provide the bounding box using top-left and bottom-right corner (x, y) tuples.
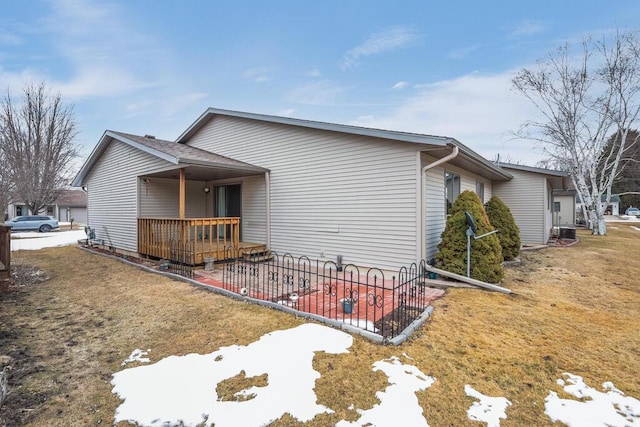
(465, 385), (511, 427)
(544, 373), (640, 427)
(121, 349), (151, 366)
(111, 323), (353, 426)
(341, 318), (378, 333)
(631, 226), (640, 231)
(336, 356), (435, 427)
(10, 230), (86, 251)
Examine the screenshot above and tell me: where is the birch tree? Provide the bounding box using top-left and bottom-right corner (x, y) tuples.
(512, 31), (640, 235)
(0, 83), (78, 215)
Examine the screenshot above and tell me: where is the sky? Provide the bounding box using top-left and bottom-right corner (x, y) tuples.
(1, 0), (639, 168)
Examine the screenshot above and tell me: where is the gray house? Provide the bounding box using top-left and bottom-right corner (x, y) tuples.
(493, 163), (570, 243)
(72, 108), (567, 270)
(7, 189), (87, 224)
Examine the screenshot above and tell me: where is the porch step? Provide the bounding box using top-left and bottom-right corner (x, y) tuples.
(242, 248), (272, 263)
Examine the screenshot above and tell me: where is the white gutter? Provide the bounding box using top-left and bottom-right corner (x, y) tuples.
(418, 145), (459, 261)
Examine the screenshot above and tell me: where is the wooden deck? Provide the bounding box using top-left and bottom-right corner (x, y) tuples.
(137, 217), (266, 265)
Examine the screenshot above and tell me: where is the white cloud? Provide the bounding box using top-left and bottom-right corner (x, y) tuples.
(309, 69), (322, 78)
(0, 30), (22, 45)
(448, 44), (482, 60)
(342, 27), (419, 70)
(286, 80), (350, 106)
(392, 81), (408, 90)
(349, 70), (545, 165)
(243, 67), (271, 83)
(509, 20), (546, 37)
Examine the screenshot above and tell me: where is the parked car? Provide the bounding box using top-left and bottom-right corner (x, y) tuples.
(4, 215), (60, 232)
(625, 207), (640, 216)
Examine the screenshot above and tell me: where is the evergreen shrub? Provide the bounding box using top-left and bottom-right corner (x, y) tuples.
(435, 190), (504, 283)
(485, 195), (521, 261)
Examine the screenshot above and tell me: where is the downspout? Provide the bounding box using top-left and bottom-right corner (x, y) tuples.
(419, 145), (459, 261)
(265, 172), (271, 249)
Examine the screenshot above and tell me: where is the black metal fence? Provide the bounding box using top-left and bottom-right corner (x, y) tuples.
(166, 239), (194, 279)
(220, 249), (441, 341)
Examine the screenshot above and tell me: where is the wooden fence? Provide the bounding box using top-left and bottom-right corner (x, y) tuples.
(0, 225), (11, 286)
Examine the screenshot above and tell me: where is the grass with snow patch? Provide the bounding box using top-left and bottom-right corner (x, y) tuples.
(0, 225), (638, 426)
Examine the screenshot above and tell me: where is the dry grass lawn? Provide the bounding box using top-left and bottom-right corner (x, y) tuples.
(1, 225), (639, 426)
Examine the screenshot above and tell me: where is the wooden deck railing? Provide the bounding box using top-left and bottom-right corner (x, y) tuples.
(0, 225), (11, 283)
(138, 217), (240, 265)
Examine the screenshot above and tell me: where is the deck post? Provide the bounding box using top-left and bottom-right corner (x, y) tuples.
(179, 168), (186, 219)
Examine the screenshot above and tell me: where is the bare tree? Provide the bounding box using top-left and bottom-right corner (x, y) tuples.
(0, 83), (78, 216)
(512, 31), (640, 235)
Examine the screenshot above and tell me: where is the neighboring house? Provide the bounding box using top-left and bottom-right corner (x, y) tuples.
(575, 194), (621, 219)
(552, 190), (578, 226)
(72, 108), (565, 271)
(492, 163), (570, 244)
(7, 189), (87, 224)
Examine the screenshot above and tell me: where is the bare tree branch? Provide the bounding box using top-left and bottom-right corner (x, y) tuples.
(0, 83), (78, 216)
(512, 31), (640, 235)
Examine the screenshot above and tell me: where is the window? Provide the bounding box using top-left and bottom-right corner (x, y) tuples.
(47, 206), (54, 216)
(554, 201), (561, 212)
(15, 206), (23, 217)
(445, 171), (460, 214)
(476, 181), (485, 203)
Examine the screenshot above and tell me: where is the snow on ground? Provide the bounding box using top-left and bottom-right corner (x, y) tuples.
(605, 215), (640, 222)
(112, 324), (640, 427)
(10, 227), (639, 426)
(545, 373), (640, 427)
(336, 356), (434, 427)
(111, 323), (353, 426)
(465, 385), (512, 427)
(121, 349), (151, 367)
(10, 229), (86, 251)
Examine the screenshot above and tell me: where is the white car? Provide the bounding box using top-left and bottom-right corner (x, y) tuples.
(4, 215), (60, 232)
(625, 207), (640, 216)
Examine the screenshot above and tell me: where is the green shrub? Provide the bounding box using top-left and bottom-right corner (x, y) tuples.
(435, 190), (504, 283)
(485, 195), (521, 261)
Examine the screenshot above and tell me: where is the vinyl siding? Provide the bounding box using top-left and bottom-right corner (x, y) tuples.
(421, 156), (493, 261)
(493, 169), (546, 243)
(423, 157), (446, 262)
(85, 140), (172, 252)
(139, 178), (208, 218)
(239, 175), (266, 243)
(186, 115), (419, 270)
(556, 195), (575, 225)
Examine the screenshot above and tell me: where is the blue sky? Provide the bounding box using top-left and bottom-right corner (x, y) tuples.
(2, 0), (639, 166)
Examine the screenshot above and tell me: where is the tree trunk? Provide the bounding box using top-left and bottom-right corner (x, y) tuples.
(589, 209), (607, 235)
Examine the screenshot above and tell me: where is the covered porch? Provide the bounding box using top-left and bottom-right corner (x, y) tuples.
(138, 217), (266, 265)
(132, 138), (271, 265)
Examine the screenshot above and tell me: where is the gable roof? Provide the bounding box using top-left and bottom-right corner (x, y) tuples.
(71, 130), (268, 186)
(177, 107), (452, 146)
(175, 107), (512, 181)
(497, 163), (570, 190)
(55, 189), (87, 207)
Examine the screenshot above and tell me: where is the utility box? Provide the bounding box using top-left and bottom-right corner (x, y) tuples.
(559, 227), (576, 239)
